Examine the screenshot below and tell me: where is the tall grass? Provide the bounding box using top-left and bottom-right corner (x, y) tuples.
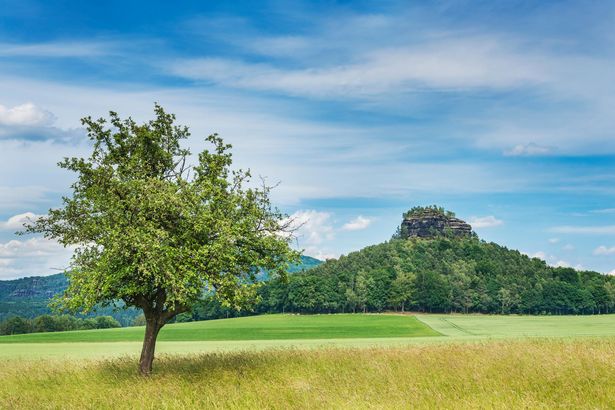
(2, 339), (615, 409)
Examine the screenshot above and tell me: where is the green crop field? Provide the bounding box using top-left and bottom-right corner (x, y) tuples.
(0, 313), (438, 343)
(3, 313), (615, 360)
(0, 314), (442, 359)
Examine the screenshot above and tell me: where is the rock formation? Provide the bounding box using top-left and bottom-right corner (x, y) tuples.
(400, 207), (472, 239)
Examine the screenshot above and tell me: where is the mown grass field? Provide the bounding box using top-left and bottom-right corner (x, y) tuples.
(417, 313), (615, 337)
(3, 339), (615, 409)
(3, 313), (615, 359)
(0, 314), (438, 343)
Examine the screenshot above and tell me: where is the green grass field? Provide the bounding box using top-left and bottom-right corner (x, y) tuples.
(0, 313), (437, 343)
(417, 313), (615, 337)
(3, 313), (615, 360)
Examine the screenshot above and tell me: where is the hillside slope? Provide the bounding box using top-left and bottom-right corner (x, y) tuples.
(0, 256), (322, 323)
(257, 236), (614, 315)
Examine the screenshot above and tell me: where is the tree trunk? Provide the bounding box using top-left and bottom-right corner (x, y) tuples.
(139, 317), (163, 376)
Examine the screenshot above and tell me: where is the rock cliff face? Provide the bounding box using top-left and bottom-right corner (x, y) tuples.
(401, 209), (472, 239)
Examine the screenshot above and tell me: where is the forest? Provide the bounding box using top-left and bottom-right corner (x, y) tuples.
(182, 236), (615, 321)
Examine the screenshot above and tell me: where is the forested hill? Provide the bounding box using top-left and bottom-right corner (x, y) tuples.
(0, 256), (322, 323)
(256, 237), (615, 315)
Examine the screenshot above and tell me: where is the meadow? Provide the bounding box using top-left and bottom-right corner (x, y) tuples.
(2, 339), (615, 409)
(3, 313), (615, 408)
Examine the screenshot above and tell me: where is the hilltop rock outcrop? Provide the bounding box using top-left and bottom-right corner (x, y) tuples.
(400, 208), (472, 239)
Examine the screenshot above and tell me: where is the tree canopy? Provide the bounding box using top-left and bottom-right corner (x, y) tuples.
(26, 104), (298, 374)
(403, 205), (456, 219)
(244, 236), (615, 317)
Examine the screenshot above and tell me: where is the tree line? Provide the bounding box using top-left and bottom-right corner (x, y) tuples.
(0, 314), (121, 336)
(178, 236), (615, 321)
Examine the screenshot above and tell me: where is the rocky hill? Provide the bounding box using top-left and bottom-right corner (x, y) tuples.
(402, 212), (472, 239)
(399, 205), (472, 239)
(255, 206), (614, 316)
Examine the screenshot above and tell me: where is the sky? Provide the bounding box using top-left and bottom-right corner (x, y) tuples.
(0, 0), (615, 279)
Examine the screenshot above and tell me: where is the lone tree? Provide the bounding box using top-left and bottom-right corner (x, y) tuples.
(26, 105), (299, 375)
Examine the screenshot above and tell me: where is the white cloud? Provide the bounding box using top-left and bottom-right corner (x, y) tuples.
(0, 212), (42, 231)
(170, 37), (547, 98)
(468, 215), (503, 228)
(504, 143), (554, 157)
(281, 210), (338, 260)
(0, 237), (74, 280)
(0, 40), (122, 58)
(0, 103), (55, 127)
(528, 251), (547, 260)
(524, 250), (584, 270)
(551, 225), (615, 234)
(591, 208), (615, 214)
(548, 238), (560, 244)
(562, 244), (575, 251)
(594, 245), (615, 256)
(341, 215), (371, 231)
(608, 269), (615, 276)
(283, 210), (334, 245)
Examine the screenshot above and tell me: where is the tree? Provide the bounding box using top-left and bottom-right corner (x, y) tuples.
(95, 316), (121, 329)
(415, 271), (450, 312)
(389, 272), (415, 312)
(33, 315), (64, 332)
(355, 271), (371, 313)
(26, 105), (298, 375)
(0, 316), (32, 335)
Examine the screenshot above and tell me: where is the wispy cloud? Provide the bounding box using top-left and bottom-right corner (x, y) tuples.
(551, 226), (615, 234)
(170, 36), (547, 98)
(504, 143), (554, 157)
(0, 40), (117, 58)
(591, 208), (615, 214)
(341, 216), (371, 231)
(594, 245), (615, 256)
(468, 215), (503, 228)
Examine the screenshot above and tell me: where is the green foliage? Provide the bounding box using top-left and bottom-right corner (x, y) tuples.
(0, 314), (120, 335)
(403, 205), (456, 219)
(252, 237), (615, 315)
(0, 316), (32, 335)
(388, 271), (415, 312)
(26, 105), (298, 320)
(22, 104), (299, 374)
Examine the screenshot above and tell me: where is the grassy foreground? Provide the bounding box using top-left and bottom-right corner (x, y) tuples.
(2, 339), (615, 409)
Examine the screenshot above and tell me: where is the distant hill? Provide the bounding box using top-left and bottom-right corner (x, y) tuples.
(256, 208), (615, 316)
(0, 255), (322, 324)
(288, 255), (323, 273)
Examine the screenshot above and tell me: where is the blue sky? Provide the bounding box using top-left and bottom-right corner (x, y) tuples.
(1, 0), (615, 279)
